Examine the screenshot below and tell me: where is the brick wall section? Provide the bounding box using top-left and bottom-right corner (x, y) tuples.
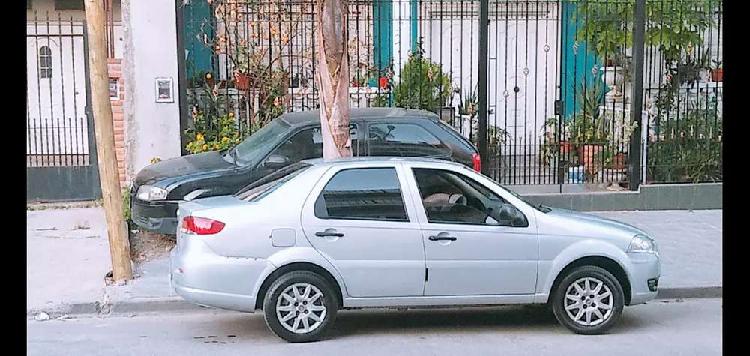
(107, 58), (127, 186)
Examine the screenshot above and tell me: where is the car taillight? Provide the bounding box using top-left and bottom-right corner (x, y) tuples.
(472, 153), (481, 172)
(181, 216), (225, 235)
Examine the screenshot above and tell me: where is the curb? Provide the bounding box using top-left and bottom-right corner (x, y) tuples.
(655, 286), (722, 299)
(28, 286), (721, 318)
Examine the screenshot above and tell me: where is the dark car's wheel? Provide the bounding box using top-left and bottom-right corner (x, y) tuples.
(263, 271), (339, 343)
(552, 265), (625, 335)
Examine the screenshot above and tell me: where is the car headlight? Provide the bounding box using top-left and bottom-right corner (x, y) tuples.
(136, 185), (168, 201)
(628, 234), (658, 254)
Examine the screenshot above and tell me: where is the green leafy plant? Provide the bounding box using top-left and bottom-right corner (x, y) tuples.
(370, 93), (391, 107)
(575, 0), (718, 67)
(393, 42), (453, 112)
(458, 89), (478, 117)
(122, 188), (131, 221)
(647, 104), (722, 183)
(565, 82), (610, 146)
(539, 117), (561, 165)
(184, 111), (246, 154)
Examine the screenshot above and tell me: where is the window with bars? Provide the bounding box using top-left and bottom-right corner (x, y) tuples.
(38, 46), (52, 79)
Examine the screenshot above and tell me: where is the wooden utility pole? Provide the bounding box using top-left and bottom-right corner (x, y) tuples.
(316, 0), (352, 159)
(83, 0), (133, 281)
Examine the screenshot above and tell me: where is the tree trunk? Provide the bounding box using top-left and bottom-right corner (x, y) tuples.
(84, 0), (133, 281)
(316, 0), (351, 159)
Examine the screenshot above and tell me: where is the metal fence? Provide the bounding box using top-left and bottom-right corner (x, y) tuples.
(26, 12), (101, 202)
(178, 0), (723, 187)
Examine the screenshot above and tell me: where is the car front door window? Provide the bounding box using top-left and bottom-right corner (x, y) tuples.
(412, 168), (527, 227)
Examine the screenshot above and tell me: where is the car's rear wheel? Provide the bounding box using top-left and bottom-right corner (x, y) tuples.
(552, 265), (624, 334)
(262, 270), (338, 343)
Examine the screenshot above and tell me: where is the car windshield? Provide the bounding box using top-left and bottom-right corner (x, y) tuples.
(227, 119), (291, 166)
(502, 185), (552, 213)
(235, 162), (311, 201)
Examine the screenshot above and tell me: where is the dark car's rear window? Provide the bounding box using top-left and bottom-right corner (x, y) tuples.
(434, 120), (478, 153)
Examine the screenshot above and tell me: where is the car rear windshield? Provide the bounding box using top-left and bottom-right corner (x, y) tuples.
(434, 120), (478, 153)
(235, 162), (311, 202)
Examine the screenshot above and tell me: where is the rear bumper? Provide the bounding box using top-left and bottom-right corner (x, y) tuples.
(131, 199), (179, 235)
(170, 236), (273, 312)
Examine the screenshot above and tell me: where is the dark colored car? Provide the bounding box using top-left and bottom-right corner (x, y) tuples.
(131, 108), (480, 234)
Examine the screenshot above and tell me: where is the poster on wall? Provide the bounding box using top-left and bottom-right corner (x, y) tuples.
(155, 77), (173, 103)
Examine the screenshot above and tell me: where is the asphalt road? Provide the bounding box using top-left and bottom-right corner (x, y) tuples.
(28, 298), (721, 356)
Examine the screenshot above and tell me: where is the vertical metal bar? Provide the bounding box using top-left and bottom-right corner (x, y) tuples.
(556, 0), (565, 192)
(477, 0), (489, 174)
(27, 95), (32, 167)
(45, 12), (55, 167)
(628, 0), (646, 190)
(57, 13), (69, 166)
(34, 12), (44, 166)
(83, 19), (98, 169)
(175, 0), (190, 155)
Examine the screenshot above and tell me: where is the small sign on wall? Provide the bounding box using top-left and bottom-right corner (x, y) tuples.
(109, 78), (119, 100)
(155, 77), (174, 103)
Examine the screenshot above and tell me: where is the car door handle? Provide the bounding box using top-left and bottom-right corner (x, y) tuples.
(428, 235), (457, 241)
(315, 230), (344, 238)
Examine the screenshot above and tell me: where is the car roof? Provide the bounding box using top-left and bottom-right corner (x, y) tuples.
(278, 108), (440, 127)
(302, 156), (467, 169)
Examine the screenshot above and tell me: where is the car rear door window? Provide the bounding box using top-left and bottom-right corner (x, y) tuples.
(314, 167), (409, 222)
(367, 123), (448, 158)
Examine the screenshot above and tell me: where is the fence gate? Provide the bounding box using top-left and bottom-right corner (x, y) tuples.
(27, 14), (101, 202)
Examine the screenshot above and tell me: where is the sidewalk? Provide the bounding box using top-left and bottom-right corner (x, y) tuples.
(27, 207), (721, 317)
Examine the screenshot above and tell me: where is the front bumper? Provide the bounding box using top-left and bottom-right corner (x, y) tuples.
(628, 252), (661, 305)
(131, 198), (180, 235)
(170, 234), (273, 312)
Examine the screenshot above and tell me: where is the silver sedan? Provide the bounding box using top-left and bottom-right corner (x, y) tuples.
(170, 157), (660, 342)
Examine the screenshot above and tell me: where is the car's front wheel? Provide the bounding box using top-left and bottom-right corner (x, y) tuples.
(262, 271), (339, 343)
(552, 265), (625, 334)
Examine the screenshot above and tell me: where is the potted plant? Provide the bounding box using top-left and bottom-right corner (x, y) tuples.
(392, 42), (453, 113)
(566, 83), (610, 177)
(710, 60), (723, 82)
(458, 89), (478, 135)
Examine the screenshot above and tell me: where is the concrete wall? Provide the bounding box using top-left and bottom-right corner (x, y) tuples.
(27, 0), (123, 22)
(122, 0), (182, 183)
(520, 183), (722, 211)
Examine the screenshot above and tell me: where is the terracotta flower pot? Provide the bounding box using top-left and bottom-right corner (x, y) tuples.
(235, 73), (250, 91)
(379, 76), (389, 89)
(579, 144), (604, 175)
(559, 141), (572, 155)
(610, 152), (627, 170)
(711, 68), (723, 82)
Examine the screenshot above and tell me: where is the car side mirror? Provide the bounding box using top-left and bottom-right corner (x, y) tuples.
(264, 154), (290, 169)
(496, 204), (528, 227)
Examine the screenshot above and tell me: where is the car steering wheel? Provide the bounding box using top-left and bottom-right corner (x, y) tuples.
(449, 193), (466, 205)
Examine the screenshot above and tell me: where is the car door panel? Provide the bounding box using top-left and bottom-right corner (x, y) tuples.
(421, 224), (538, 295)
(300, 165), (426, 298)
(404, 166), (539, 296)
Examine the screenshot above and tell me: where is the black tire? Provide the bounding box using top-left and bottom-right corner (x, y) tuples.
(262, 270), (339, 343)
(551, 265), (625, 335)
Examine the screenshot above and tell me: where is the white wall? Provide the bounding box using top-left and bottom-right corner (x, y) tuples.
(422, 2), (560, 150)
(122, 0), (182, 180)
